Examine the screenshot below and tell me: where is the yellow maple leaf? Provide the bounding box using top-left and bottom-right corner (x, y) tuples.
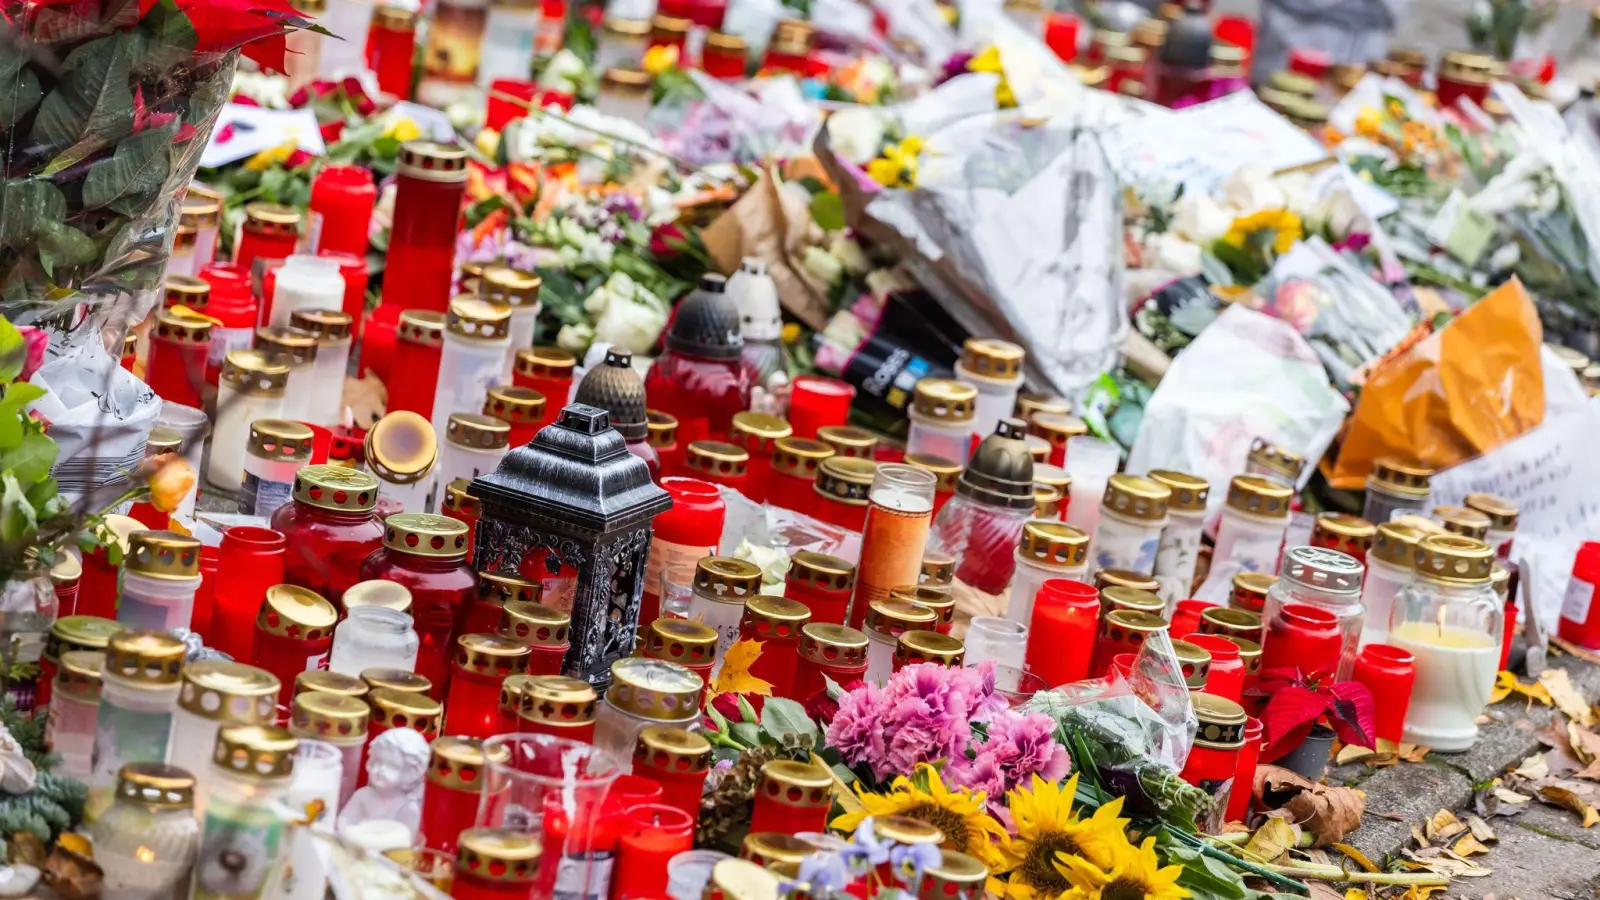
(708, 638), (773, 699)
(1490, 670), (1552, 707)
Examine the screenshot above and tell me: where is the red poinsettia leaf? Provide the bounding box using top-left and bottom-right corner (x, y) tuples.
(1260, 685), (1329, 749)
(1261, 720), (1316, 763)
(1326, 681), (1377, 747)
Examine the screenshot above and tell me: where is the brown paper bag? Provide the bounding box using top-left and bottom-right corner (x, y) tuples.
(699, 166), (833, 330)
(1328, 278), (1546, 491)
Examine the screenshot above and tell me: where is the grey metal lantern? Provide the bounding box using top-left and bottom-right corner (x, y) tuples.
(470, 403), (672, 686)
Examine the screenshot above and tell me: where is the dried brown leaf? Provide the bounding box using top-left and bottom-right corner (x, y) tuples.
(1540, 669), (1595, 727)
(1306, 884), (1345, 900)
(1452, 833), (1492, 857)
(1569, 721), (1600, 765)
(1331, 842), (1380, 873)
(1492, 788), (1531, 804)
(1577, 758), (1600, 781)
(1398, 742), (1431, 762)
(1513, 753), (1550, 779)
(1410, 823), (1430, 848)
(1537, 784), (1600, 827)
(1425, 808), (1466, 841)
(1467, 815), (1497, 842)
(1336, 743), (1380, 765)
(1243, 815), (1299, 865)
(1284, 786), (1367, 847)
(1401, 849), (1493, 878)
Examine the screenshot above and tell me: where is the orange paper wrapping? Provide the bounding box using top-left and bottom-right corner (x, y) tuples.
(1328, 278), (1546, 491)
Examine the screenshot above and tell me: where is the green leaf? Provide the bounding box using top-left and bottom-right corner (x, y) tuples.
(729, 721), (763, 747)
(0, 68), (42, 131)
(83, 121), (178, 211)
(32, 33), (134, 163)
(705, 702), (730, 734)
(810, 191), (846, 232)
(0, 181), (68, 252)
(0, 474), (37, 544)
(24, 477), (55, 510)
(760, 697), (819, 742)
(132, 0), (197, 77)
(1166, 845), (1247, 900)
(183, 69), (228, 128)
(37, 222), (98, 279)
(2, 434), (57, 485)
(0, 318), (23, 383)
(736, 695), (760, 724)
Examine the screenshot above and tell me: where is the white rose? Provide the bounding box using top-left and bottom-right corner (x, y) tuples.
(1221, 166), (1287, 215)
(1143, 233), (1203, 274)
(828, 233), (871, 276)
(826, 107), (888, 165)
(558, 218), (588, 247)
(1277, 172), (1315, 218)
(608, 271), (639, 299)
(802, 246), (844, 286)
(557, 323), (595, 353)
(584, 285), (614, 316)
(593, 296), (669, 355)
(1172, 193), (1234, 244)
(1316, 189), (1365, 239)
(538, 50), (588, 92)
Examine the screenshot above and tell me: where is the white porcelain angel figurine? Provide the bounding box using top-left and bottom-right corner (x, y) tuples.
(336, 729), (428, 835)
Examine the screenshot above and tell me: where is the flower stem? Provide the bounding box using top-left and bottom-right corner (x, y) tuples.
(1266, 866), (1450, 887)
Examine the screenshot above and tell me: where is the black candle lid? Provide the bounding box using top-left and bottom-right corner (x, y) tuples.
(665, 274), (742, 360)
(573, 348), (648, 440)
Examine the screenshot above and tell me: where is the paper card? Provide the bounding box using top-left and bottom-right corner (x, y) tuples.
(387, 101), (457, 140)
(1307, 163), (1400, 222)
(201, 105), (327, 169)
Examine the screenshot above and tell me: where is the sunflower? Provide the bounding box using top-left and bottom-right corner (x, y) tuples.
(999, 774), (1132, 900)
(831, 765), (1010, 871)
(1221, 209), (1303, 255)
(1055, 835), (1189, 900)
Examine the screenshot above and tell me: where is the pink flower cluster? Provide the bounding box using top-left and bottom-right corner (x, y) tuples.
(827, 662), (1068, 798)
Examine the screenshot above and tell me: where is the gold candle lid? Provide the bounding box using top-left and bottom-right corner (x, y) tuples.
(1434, 505), (1491, 541)
(47, 552), (83, 588)
(1246, 439), (1306, 484)
(1224, 475), (1292, 519)
(480, 265), (542, 308)
(920, 552), (955, 587)
(1100, 610), (1168, 644)
(740, 832), (814, 877)
(383, 513), (469, 557)
(706, 30), (747, 52)
(447, 296), (512, 342)
(607, 657), (703, 721)
(771, 436), (834, 479)
(1199, 606), (1263, 641)
(895, 630), (965, 667)
(1371, 521), (1425, 568)
(958, 338), (1024, 382)
(1229, 572), (1274, 612)
(1094, 568), (1160, 594)
(1369, 457), (1433, 496)
(500, 600), (570, 648)
(446, 413), (511, 451)
(152, 307), (212, 344)
(1028, 413), (1087, 452)
(731, 412), (792, 456)
(180, 190), (221, 228)
(635, 726), (711, 774)
(1017, 520), (1089, 568)
(1464, 493), (1518, 532)
(864, 600), (937, 640)
(1413, 534), (1494, 584)
(46, 615), (122, 661)
(798, 622), (869, 667)
(289, 308), (353, 343)
(519, 675), (598, 727)
(815, 456), (876, 505)
(397, 309), (446, 348)
(397, 141), (469, 183)
(644, 618), (718, 667)
(756, 760), (832, 809)
(367, 411), (438, 484)
(292, 464), (379, 512)
(1014, 393), (1071, 423)
(1491, 562), (1510, 600)
(125, 530), (201, 580)
(294, 670), (368, 699)
(1171, 639), (1211, 689)
(874, 814), (943, 845)
(515, 346), (576, 380)
(362, 668), (434, 697)
(457, 829), (542, 883)
(257, 584), (338, 639)
(428, 736), (501, 790)
(1033, 485), (1060, 518)
(769, 17), (815, 54)
(104, 630), (185, 687)
(289, 690), (370, 743)
(243, 202), (301, 236)
(57, 650), (103, 701)
(254, 324), (319, 367)
(1223, 636), (1261, 674)
(686, 440), (749, 480)
(368, 688), (442, 739)
(1312, 513), (1376, 556)
(889, 584), (954, 626)
(164, 274), (209, 310)
(247, 418), (315, 462)
(456, 633), (531, 676)
(787, 550), (855, 594)
(904, 453), (960, 492)
(916, 850), (988, 900)
(646, 410), (678, 449)
(817, 426), (877, 459)
(740, 595), (810, 639)
(693, 556), (763, 604)
(706, 858), (781, 900)
(1147, 470), (1208, 512)
(499, 673), (534, 717)
(443, 479), (480, 518)
(114, 762), (194, 811)
(179, 661), (280, 723)
(221, 349), (289, 395)
(910, 378), (976, 423)
(484, 385), (546, 429)
(477, 571), (542, 609)
(1026, 436), (1050, 465)
(344, 580), (413, 614)
(1100, 586), (1164, 618)
(212, 724), (298, 781)
(1193, 694), (1248, 748)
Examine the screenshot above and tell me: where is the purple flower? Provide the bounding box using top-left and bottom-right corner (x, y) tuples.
(891, 841), (942, 884)
(798, 851), (850, 891)
(881, 696), (969, 779)
(985, 710), (1072, 786)
(827, 682), (890, 774)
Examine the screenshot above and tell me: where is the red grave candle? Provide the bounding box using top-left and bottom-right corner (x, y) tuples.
(440, 479), (481, 559)
(768, 437), (834, 516)
(811, 457), (874, 533)
(646, 410), (681, 479)
(641, 477), (725, 628)
(729, 412), (792, 504)
(198, 262), (257, 386)
(358, 513), (478, 699)
(749, 760), (832, 835)
(683, 441), (748, 494)
(515, 675), (598, 743)
(792, 623), (869, 706)
(609, 773), (663, 812)
(1088, 610), (1167, 680)
(1026, 578), (1099, 687)
(318, 250), (371, 342)
(368, 686), (443, 744)
(254, 585), (339, 707)
(1226, 716), (1263, 823)
(739, 595), (810, 700)
(1559, 541), (1600, 649)
(1187, 634), (1245, 703)
(387, 310), (446, 421)
(1179, 694), (1248, 809)
(235, 203), (301, 274)
(1222, 636), (1262, 697)
(702, 32), (747, 79)
(146, 298), (212, 410)
(893, 630), (964, 672)
(498, 673), (535, 735)
(643, 275), (751, 445)
(611, 804), (694, 900)
(1352, 643), (1416, 745)
(1169, 599), (1209, 640)
(191, 545), (219, 640)
(784, 551), (855, 627)
(499, 600), (571, 676)
(424, 737), (509, 855)
(1261, 603), (1340, 679)
(444, 634), (531, 739)
(641, 619), (717, 697)
(451, 828), (541, 900)
(271, 466), (385, 608)
(786, 376), (852, 439)
(309, 166), (377, 258)
(512, 347), (576, 429)
(212, 526), (288, 664)
(484, 385), (547, 450)
(368, 5), (418, 99)
(761, 20), (813, 75)
(632, 726), (711, 824)
(382, 142), (467, 313)
(467, 572), (542, 637)
(77, 516), (141, 621)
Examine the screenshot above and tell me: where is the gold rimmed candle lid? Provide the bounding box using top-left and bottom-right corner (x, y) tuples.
(910, 378), (977, 423)
(221, 349), (289, 395)
(646, 410), (678, 449)
(756, 760), (832, 808)
(477, 571), (541, 609)
(180, 190), (221, 228)
(456, 633), (531, 676)
(1225, 475), (1292, 519)
(289, 690), (370, 743)
(1014, 393), (1071, 423)
(366, 411), (438, 484)
(730, 412), (792, 455)
(1312, 513), (1376, 556)
(772, 436), (835, 479)
(815, 456), (876, 505)
(1369, 457), (1433, 496)
(384, 513), (469, 558)
(292, 464), (379, 512)
(644, 618), (718, 667)
(1223, 636), (1261, 674)
(686, 440), (749, 480)
(125, 530), (201, 580)
(456, 829), (542, 883)
(889, 585), (954, 626)
(958, 338), (1024, 382)
(635, 726), (711, 773)
(344, 580), (413, 615)
(817, 426), (877, 458)
(787, 550), (855, 594)
(864, 600), (937, 639)
(1100, 610), (1168, 645)
(1026, 436), (1050, 465)
(519, 675), (598, 727)
(693, 556), (763, 603)
(1193, 694), (1248, 748)
(1018, 520), (1089, 568)
(740, 595), (810, 639)
(179, 661), (279, 724)
(1413, 534), (1494, 584)
(904, 453), (961, 492)
(601, 67), (652, 97)
(1434, 505), (1491, 541)
(484, 385), (546, 428)
(480, 265), (542, 308)
(607, 658), (703, 722)
(362, 668), (433, 696)
(289, 308), (353, 343)
(1100, 585), (1164, 618)
(1247, 438), (1306, 484)
(1147, 470), (1208, 512)
(212, 724), (298, 781)
(397, 309), (446, 348)
(1491, 562), (1510, 600)
(1171, 639), (1211, 689)
(243, 202), (301, 236)
(1229, 572), (1274, 612)
(104, 630), (185, 687)
(1199, 606), (1263, 642)
(429, 736), (510, 790)
(447, 296), (512, 342)
(500, 600), (570, 648)
(115, 763), (194, 811)
(368, 687), (442, 739)
(515, 346), (576, 380)
(740, 832), (814, 877)
(1464, 493), (1518, 532)
(443, 479), (480, 518)
(254, 325), (319, 367)
(1028, 413), (1087, 451)
(57, 650), (103, 700)
(917, 850), (988, 900)
(46, 615), (122, 661)
(397, 141), (469, 183)
(499, 673), (534, 716)
(895, 630), (965, 667)
(1371, 521), (1424, 568)
(257, 584), (338, 640)
(294, 670), (368, 699)
(798, 622), (869, 667)
(1094, 568), (1160, 594)
(153, 306), (211, 343)
(706, 30), (747, 53)
(920, 552), (955, 587)
(247, 418), (315, 462)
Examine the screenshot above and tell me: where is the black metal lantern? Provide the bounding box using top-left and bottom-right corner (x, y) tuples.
(470, 404), (672, 685)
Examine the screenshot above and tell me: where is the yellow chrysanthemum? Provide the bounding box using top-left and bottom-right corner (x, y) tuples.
(866, 135), (925, 189)
(969, 46), (1003, 75)
(1222, 208), (1303, 254)
(643, 44), (680, 76)
(244, 139), (298, 171)
(1055, 835), (1190, 900)
(474, 127), (501, 158)
(831, 765), (1010, 871)
(1000, 774), (1132, 900)
(383, 116), (423, 143)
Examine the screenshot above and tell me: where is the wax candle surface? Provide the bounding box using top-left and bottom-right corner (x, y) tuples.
(1389, 620), (1497, 752)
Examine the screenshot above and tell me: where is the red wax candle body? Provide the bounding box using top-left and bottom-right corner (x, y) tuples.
(318, 250), (370, 343)
(740, 619), (805, 701)
(367, 14), (417, 100)
(145, 326), (210, 409)
(386, 313), (445, 421)
(812, 493), (868, 532)
(235, 227), (297, 276)
(1178, 741), (1241, 807)
(792, 654), (867, 708)
(640, 478), (724, 628)
(1026, 579), (1098, 687)
(518, 715), (596, 743)
(192, 545), (220, 641)
(611, 805), (694, 900)
(382, 165), (465, 312)
(643, 354), (750, 446)
(786, 376), (852, 439)
(309, 166), (377, 258)
(1351, 643), (1415, 745)
(1261, 603), (1341, 679)
(1226, 717), (1263, 823)
(255, 628), (332, 707)
(271, 497), (385, 608)
(1187, 634), (1245, 702)
(749, 789), (828, 836)
(446, 665), (516, 739)
(767, 467), (819, 516)
(1169, 599), (1209, 640)
(785, 567), (854, 627)
(211, 527), (287, 664)
(359, 548), (477, 699)
(633, 743), (709, 825)
(1558, 542), (1600, 649)
(76, 548), (120, 620)
(198, 263), (258, 386)
(702, 42), (745, 79)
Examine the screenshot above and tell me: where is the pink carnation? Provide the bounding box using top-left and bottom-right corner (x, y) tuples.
(985, 709), (1072, 786)
(827, 682), (889, 774)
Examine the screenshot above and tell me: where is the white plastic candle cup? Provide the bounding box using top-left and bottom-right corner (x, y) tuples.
(906, 415), (973, 463)
(271, 255), (345, 327)
(955, 362), (1023, 442)
(1063, 437), (1120, 535)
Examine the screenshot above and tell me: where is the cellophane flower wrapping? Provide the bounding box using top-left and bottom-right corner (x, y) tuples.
(0, 0), (309, 354)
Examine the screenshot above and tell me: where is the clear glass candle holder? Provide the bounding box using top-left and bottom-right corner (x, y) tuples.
(964, 616), (1028, 670)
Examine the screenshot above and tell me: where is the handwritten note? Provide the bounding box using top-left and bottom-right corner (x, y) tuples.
(200, 105), (327, 169)
(1430, 398), (1600, 639)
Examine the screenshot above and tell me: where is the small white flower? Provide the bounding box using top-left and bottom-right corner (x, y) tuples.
(1221, 166), (1288, 215)
(584, 286), (615, 316)
(826, 107), (888, 165)
(802, 246), (844, 286)
(1144, 233), (1203, 274)
(593, 293), (669, 355)
(1171, 193), (1234, 244)
(609, 271), (639, 299)
(557, 322), (596, 353)
(829, 233), (871, 276)
(538, 50), (588, 92)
